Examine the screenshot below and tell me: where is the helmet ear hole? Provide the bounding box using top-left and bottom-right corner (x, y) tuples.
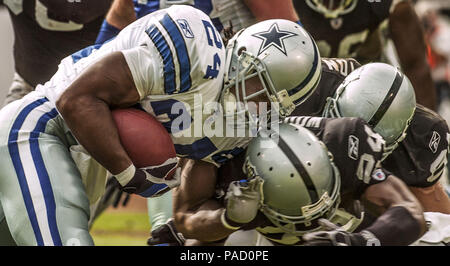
(237, 47), (246, 56)
(269, 167), (273, 171)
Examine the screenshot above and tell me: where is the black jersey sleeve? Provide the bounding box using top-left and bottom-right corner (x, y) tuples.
(285, 116), (387, 199)
(382, 105), (450, 187)
(369, 0), (394, 22)
(39, 0), (113, 24)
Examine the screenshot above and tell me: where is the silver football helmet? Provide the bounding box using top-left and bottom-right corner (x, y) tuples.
(306, 0), (358, 18)
(323, 63), (416, 159)
(244, 123), (340, 235)
(222, 19), (322, 125)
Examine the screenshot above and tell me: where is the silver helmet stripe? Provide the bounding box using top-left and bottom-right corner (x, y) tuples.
(277, 135), (319, 203)
(368, 71), (403, 128)
(289, 33), (321, 105)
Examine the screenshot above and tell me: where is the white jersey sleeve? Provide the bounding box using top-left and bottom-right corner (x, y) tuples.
(122, 46), (159, 99)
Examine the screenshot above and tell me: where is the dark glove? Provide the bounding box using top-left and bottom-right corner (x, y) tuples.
(115, 158), (181, 198)
(147, 219), (186, 246)
(302, 219), (380, 246)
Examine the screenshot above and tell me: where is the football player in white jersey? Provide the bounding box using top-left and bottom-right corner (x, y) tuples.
(92, 0), (303, 239)
(0, 5), (321, 245)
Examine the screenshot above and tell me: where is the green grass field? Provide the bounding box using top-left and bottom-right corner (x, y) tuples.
(90, 211), (151, 246)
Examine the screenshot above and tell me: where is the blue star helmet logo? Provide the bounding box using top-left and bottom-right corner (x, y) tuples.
(252, 23), (298, 56)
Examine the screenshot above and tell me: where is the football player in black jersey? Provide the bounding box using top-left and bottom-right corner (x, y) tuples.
(162, 118), (426, 246)
(321, 62), (450, 214)
(293, 0), (436, 111)
(1, 0), (112, 106)
(294, 57), (450, 213)
(150, 59), (448, 246)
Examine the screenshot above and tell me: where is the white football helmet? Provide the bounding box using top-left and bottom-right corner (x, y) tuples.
(222, 19), (322, 124)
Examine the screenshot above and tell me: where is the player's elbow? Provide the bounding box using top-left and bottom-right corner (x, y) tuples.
(56, 93), (74, 119)
(56, 92), (90, 122)
(173, 212), (201, 240)
(173, 212), (192, 238)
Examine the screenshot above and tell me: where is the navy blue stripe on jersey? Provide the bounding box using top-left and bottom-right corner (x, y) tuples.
(160, 13), (192, 93)
(278, 135), (319, 203)
(73, 34), (117, 61)
(174, 137), (218, 160)
(368, 71), (403, 128)
(8, 98), (48, 245)
(150, 99), (192, 134)
(146, 24), (177, 94)
(139, 183), (169, 197)
(29, 108), (62, 245)
(71, 43), (102, 63)
(289, 33), (320, 103)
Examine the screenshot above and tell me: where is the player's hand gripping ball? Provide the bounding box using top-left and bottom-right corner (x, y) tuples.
(111, 108), (180, 197)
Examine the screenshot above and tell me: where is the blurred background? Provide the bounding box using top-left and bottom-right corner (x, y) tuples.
(0, 7), (14, 104)
(89, 195), (150, 246)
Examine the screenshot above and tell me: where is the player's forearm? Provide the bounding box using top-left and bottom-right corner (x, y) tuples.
(56, 52), (139, 175)
(57, 94), (133, 175)
(390, 1), (437, 110)
(175, 204), (235, 242)
(106, 0), (136, 30)
(362, 205), (425, 245)
(244, 0), (299, 22)
(362, 175), (427, 245)
(401, 60), (437, 111)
